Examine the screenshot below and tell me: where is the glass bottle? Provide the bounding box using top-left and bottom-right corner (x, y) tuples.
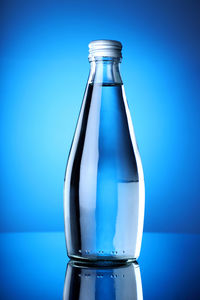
(63, 260), (143, 300)
(64, 40), (145, 262)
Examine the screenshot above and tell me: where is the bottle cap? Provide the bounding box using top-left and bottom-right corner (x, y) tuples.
(88, 40), (122, 60)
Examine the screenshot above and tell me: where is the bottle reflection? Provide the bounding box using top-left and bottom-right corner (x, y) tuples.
(63, 260), (143, 300)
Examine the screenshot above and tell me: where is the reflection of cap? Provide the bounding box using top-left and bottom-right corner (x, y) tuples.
(88, 39), (122, 60)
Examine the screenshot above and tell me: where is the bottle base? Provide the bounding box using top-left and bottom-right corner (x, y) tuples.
(68, 254), (137, 266)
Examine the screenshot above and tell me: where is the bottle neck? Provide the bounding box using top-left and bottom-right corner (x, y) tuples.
(88, 57), (123, 85)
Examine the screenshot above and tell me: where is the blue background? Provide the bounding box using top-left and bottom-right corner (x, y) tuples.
(0, 0), (199, 233)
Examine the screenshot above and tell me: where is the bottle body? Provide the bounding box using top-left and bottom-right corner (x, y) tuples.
(64, 41), (145, 262)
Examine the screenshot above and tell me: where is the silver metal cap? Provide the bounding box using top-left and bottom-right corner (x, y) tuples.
(88, 40), (122, 60)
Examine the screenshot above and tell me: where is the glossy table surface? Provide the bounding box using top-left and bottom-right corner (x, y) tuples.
(0, 232), (199, 299)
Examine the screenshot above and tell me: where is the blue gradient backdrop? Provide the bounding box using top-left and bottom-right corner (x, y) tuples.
(0, 0), (199, 233)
